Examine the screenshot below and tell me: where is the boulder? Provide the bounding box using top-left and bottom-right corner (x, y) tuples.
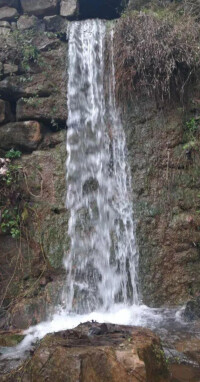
(17, 15), (40, 31)
(60, 0), (77, 17)
(20, 0), (59, 16)
(0, 323), (170, 382)
(184, 296), (200, 321)
(0, 73), (56, 99)
(16, 96), (67, 124)
(0, 21), (10, 28)
(0, 0), (19, 8)
(0, 6), (18, 21)
(0, 99), (13, 124)
(0, 121), (42, 151)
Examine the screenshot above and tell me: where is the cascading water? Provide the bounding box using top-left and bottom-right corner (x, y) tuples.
(64, 19), (139, 314)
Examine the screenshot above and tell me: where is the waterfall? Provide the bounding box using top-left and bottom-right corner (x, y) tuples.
(0, 20), (186, 364)
(64, 19), (139, 314)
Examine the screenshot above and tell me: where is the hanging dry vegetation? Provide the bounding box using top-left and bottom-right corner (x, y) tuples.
(114, 10), (200, 104)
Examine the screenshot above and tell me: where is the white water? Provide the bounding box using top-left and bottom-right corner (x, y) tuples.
(64, 19), (138, 313)
(0, 20), (186, 362)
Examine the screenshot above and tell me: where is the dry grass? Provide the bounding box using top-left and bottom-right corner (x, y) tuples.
(114, 10), (200, 104)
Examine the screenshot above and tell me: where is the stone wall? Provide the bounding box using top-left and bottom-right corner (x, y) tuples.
(0, 0), (78, 20)
(0, 1), (69, 329)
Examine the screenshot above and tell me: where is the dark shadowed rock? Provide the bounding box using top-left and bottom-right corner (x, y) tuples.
(0, 0), (19, 8)
(20, 0), (59, 16)
(44, 15), (68, 34)
(0, 121), (42, 151)
(0, 99), (13, 124)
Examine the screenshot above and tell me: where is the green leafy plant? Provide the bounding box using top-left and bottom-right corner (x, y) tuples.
(5, 149), (22, 160)
(183, 117), (199, 150)
(185, 117), (198, 135)
(1, 208), (20, 239)
(22, 96), (42, 108)
(13, 29), (44, 73)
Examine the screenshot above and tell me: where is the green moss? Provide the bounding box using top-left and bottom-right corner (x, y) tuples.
(0, 334), (25, 347)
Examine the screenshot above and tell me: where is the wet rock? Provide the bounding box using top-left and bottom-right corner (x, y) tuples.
(0, 323), (169, 382)
(0, 121), (42, 151)
(0, 99), (13, 124)
(20, 0), (59, 17)
(17, 15), (40, 31)
(0, 7), (18, 21)
(10, 299), (47, 329)
(60, 0), (77, 18)
(184, 297), (200, 321)
(82, 177), (99, 195)
(9, 277), (65, 329)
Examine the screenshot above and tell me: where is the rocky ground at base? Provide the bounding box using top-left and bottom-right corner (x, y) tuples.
(0, 322), (170, 382)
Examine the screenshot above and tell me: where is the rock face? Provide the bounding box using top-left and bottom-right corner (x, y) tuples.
(0, 131), (69, 329)
(123, 88), (200, 306)
(20, 0), (59, 16)
(0, 323), (170, 382)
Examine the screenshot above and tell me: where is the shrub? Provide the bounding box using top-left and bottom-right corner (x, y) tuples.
(114, 10), (200, 104)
